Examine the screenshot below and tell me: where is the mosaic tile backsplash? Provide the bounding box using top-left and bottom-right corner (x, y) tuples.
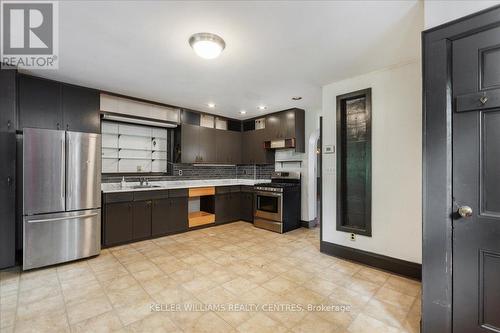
(102, 164), (275, 183)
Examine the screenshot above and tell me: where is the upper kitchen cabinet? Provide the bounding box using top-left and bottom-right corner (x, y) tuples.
(180, 124), (216, 163)
(215, 129), (242, 164)
(18, 75), (100, 133)
(265, 108), (305, 152)
(62, 85), (100, 133)
(18, 75), (63, 130)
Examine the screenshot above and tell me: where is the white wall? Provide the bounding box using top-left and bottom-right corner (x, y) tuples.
(321, 60), (422, 264)
(424, 0), (500, 29)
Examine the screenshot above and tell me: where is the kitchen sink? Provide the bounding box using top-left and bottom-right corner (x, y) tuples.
(131, 185), (161, 189)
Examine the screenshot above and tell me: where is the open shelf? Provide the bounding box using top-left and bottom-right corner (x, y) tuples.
(188, 211), (215, 227)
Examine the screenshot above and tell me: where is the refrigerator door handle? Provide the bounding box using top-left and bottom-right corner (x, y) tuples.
(28, 212), (98, 224)
(61, 137), (66, 202)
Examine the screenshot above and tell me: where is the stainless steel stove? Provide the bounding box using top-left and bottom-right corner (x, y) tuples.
(254, 172), (301, 233)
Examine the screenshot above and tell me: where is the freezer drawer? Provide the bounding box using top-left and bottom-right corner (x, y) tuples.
(66, 132), (101, 211)
(23, 209), (101, 270)
(23, 128), (66, 215)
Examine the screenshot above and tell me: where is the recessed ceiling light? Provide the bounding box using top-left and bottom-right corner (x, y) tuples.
(240, 110), (247, 115)
(257, 105), (267, 111)
(189, 32), (226, 59)
(292, 96), (302, 100)
(207, 102), (216, 108)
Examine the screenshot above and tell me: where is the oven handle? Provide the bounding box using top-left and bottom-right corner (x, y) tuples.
(254, 191), (283, 198)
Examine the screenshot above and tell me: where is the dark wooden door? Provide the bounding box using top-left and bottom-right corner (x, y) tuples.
(240, 191), (254, 222)
(62, 85), (100, 133)
(215, 193), (230, 224)
(198, 126), (216, 163)
(452, 26), (500, 333)
(241, 131), (255, 164)
(228, 130), (242, 164)
(0, 133), (16, 268)
(181, 124), (199, 163)
(104, 202), (133, 246)
(151, 198), (170, 236)
(168, 197), (188, 233)
(18, 75), (62, 130)
(215, 129), (231, 163)
(133, 201), (152, 240)
(229, 192), (241, 221)
(282, 110), (295, 139)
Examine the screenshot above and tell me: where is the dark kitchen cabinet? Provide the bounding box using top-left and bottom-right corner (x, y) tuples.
(216, 129), (242, 164)
(181, 124), (199, 163)
(133, 201), (152, 240)
(263, 109), (305, 153)
(0, 67), (16, 132)
(240, 190), (254, 222)
(198, 126), (216, 163)
(0, 68), (16, 268)
(152, 197), (188, 236)
(242, 129), (273, 164)
(215, 187), (241, 224)
(18, 75), (62, 130)
(18, 74), (101, 133)
(62, 85), (100, 133)
(181, 124), (217, 163)
(104, 202), (133, 246)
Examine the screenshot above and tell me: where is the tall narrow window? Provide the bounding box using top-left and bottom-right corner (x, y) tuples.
(336, 88), (372, 236)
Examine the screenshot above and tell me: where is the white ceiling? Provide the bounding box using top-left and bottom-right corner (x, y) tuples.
(26, 0), (423, 119)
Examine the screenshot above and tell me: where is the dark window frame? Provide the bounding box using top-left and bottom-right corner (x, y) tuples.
(336, 88), (372, 237)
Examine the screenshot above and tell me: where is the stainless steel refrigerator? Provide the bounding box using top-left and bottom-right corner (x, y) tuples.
(23, 128), (101, 270)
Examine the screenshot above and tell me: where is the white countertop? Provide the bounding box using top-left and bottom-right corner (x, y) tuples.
(101, 178), (270, 193)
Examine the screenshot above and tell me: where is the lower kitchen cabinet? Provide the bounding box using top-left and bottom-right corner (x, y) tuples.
(133, 201), (152, 240)
(152, 197), (188, 236)
(215, 187), (241, 224)
(240, 191), (254, 222)
(104, 202), (133, 246)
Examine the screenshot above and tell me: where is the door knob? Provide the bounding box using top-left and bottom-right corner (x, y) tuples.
(458, 206), (473, 218)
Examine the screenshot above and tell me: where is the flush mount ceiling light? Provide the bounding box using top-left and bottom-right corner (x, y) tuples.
(189, 32), (226, 59)
(207, 102), (216, 108)
(292, 96), (302, 100)
(257, 105), (267, 111)
(239, 110), (247, 115)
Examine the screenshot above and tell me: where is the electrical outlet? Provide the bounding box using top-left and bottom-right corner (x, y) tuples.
(350, 233), (356, 241)
(178, 169), (183, 176)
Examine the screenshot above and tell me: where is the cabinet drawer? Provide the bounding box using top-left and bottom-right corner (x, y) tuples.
(189, 187), (215, 197)
(104, 192), (133, 203)
(241, 186), (254, 193)
(134, 190), (168, 201)
(169, 189), (188, 198)
(216, 186), (232, 194)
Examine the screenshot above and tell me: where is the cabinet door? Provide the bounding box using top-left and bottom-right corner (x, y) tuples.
(62, 85), (100, 133)
(215, 129), (230, 163)
(133, 201), (152, 240)
(265, 114), (281, 139)
(282, 110), (296, 139)
(215, 194), (230, 224)
(181, 124), (199, 163)
(240, 192), (254, 222)
(253, 129), (273, 164)
(169, 197), (188, 233)
(0, 133), (16, 268)
(229, 192), (241, 221)
(151, 198), (170, 236)
(0, 68), (16, 132)
(18, 75), (62, 130)
(228, 130), (242, 164)
(241, 131), (255, 164)
(104, 202), (133, 246)
(199, 126), (216, 163)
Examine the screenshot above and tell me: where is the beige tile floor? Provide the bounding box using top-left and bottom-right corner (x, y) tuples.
(0, 222), (421, 333)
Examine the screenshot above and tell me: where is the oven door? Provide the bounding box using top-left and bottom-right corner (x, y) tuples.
(254, 191), (282, 222)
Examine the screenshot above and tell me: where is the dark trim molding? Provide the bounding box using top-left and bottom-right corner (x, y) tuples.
(422, 5), (500, 333)
(320, 241), (421, 280)
(300, 220), (316, 228)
